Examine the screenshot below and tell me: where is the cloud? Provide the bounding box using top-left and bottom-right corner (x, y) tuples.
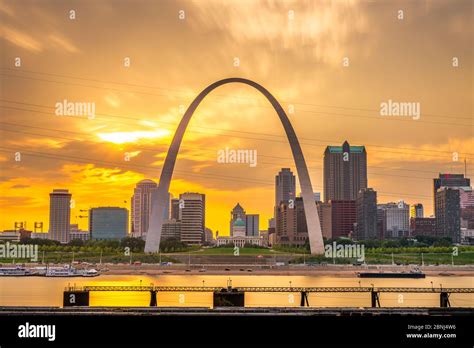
(48, 34), (80, 53)
(0, 26), (42, 52)
(104, 93), (121, 108)
(10, 184), (30, 189)
(188, 0), (369, 67)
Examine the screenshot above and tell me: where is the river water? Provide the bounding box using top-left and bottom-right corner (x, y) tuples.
(0, 275), (472, 308)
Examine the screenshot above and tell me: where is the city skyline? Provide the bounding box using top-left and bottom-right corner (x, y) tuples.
(1, 0), (472, 237)
(6, 166), (471, 239)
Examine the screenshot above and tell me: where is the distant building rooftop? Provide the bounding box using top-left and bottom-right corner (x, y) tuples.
(327, 145), (365, 153)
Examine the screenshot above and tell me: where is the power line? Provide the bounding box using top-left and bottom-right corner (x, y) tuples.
(1, 72), (472, 128)
(1, 124), (469, 181)
(2, 67), (472, 121)
(0, 146), (434, 200)
(1, 100), (473, 160)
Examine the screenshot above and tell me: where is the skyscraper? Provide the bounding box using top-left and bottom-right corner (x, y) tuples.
(435, 187), (461, 243)
(323, 140), (367, 202)
(246, 214), (259, 237)
(316, 202), (332, 239)
(378, 202), (410, 238)
(459, 187), (474, 208)
(355, 188), (377, 240)
(330, 200), (356, 239)
(230, 203), (246, 236)
(170, 198), (180, 220)
(275, 168), (296, 207)
(131, 179), (157, 238)
(179, 192), (205, 245)
(89, 207), (128, 240)
(433, 174), (470, 208)
(49, 189), (72, 244)
(161, 219), (181, 240)
(275, 197), (308, 247)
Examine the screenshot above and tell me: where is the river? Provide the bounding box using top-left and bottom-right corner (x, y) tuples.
(0, 275), (472, 308)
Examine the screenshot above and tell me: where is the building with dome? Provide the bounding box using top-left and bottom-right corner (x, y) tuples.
(230, 203), (246, 236)
(217, 214), (266, 248)
(232, 218), (246, 237)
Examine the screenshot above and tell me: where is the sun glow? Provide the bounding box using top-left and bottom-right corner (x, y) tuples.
(97, 130), (172, 144)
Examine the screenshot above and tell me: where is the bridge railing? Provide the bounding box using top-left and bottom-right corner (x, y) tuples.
(68, 285), (474, 294)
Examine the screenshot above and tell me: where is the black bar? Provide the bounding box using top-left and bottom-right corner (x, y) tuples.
(149, 290), (157, 307)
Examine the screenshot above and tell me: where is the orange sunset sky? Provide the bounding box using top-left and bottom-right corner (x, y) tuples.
(0, 0), (472, 236)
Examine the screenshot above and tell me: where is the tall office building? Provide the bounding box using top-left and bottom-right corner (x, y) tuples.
(433, 174), (470, 208)
(245, 214), (259, 237)
(376, 208), (385, 239)
(275, 168), (296, 207)
(458, 186), (474, 209)
(49, 189), (72, 244)
(89, 207), (128, 240)
(131, 179), (157, 238)
(410, 204), (424, 218)
(330, 200), (356, 239)
(316, 202), (332, 239)
(161, 219), (181, 240)
(323, 141), (367, 202)
(179, 192), (205, 245)
(435, 188), (461, 243)
(355, 188), (377, 240)
(230, 203), (246, 236)
(170, 198), (180, 220)
(275, 197), (308, 247)
(378, 202), (410, 238)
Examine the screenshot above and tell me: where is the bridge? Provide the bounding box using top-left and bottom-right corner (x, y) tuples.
(64, 284), (474, 308)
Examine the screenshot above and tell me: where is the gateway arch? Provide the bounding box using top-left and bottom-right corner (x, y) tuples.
(144, 78), (324, 255)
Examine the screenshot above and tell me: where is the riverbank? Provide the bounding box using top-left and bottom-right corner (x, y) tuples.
(100, 264), (474, 277)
